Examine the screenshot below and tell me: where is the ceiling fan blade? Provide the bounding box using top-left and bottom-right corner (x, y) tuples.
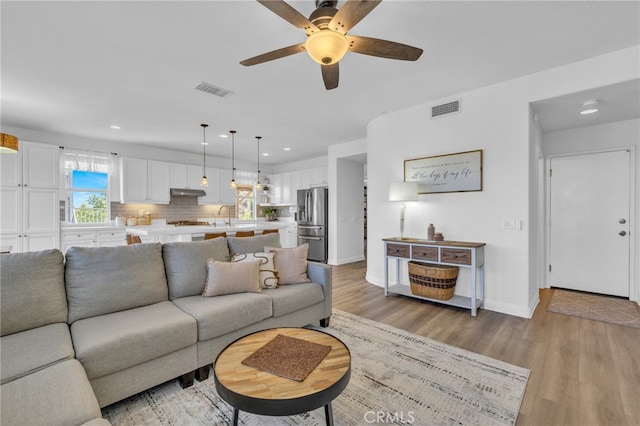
(257, 0), (319, 35)
(329, 0), (382, 34)
(240, 43), (306, 66)
(347, 35), (423, 61)
(321, 63), (339, 90)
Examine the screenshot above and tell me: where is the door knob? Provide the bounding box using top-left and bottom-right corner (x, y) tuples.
(619, 218), (627, 224)
(619, 230), (627, 236)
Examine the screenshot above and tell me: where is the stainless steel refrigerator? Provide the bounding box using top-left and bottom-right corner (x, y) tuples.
(297, 187), (328, 263)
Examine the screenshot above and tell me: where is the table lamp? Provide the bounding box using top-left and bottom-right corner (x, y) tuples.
(388, 181), (419, 239)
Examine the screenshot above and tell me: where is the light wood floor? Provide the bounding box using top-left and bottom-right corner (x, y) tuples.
(331, 261), (640, 426)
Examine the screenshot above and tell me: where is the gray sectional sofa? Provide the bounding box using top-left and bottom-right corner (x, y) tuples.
(0, 233), (332, 426)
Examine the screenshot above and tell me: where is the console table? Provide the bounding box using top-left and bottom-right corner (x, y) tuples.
(383, 237), (486, 316)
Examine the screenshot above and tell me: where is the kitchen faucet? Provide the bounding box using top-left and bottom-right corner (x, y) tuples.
(216, 205), (232, 226)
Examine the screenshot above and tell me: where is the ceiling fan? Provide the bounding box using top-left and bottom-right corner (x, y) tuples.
(240, 0), (423, 90)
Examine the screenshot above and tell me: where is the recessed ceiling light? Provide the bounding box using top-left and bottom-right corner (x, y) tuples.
(283, 147), (291, 151)
(262, 152), (269, 156)
(110, 124), (121, 130)
(580, 99), (599, 115)
(219, 134), (228, 138)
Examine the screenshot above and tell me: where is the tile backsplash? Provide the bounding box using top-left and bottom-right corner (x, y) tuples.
(61, 195), (292, 223)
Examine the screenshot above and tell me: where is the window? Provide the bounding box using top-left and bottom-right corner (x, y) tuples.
(236, 185), (255, 220)
(62, 150), (113, 224)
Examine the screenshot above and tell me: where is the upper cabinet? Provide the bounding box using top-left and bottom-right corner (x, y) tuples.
(266, 166), (326, 204)
(120, 158), (170, 204)
(217, 169), (237, 205)
(1, 142), (59, 189)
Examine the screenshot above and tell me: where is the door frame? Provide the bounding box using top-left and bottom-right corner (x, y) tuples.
(543, 147), (637, 301)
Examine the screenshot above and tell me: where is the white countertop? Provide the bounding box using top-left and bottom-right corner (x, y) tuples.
(125, 221), (288, 236)
(61, 225), (127, 232)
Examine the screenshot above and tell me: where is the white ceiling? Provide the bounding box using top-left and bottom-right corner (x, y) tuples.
(2, 1), (639, 165)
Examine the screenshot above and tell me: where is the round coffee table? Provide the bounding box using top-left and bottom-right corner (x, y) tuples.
(213, 327), (351, 425)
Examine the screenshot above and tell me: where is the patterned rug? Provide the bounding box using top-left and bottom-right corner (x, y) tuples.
(102, 309), (530, 425)
(548, 289), (640, 328)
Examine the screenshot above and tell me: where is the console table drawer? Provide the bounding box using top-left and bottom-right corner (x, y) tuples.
(386, 244), (410, 258)
(411, 246), (438, 261)
(441, 248), (472, 265)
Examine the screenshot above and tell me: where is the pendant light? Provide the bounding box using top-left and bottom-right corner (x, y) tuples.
(255, 136), (262, 190)
(200, 124), (209, 187)
(0, 133), (19, 153)
(229, 130), (237, 188)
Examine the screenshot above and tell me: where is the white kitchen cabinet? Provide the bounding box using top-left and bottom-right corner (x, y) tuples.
(1, 187), (59, 253)
(60, 228), (126, 252)
(0, 142), (59, 253)
(1, 142), (59, 189)
(280, 223), (298, 248)
(199, 167), (220, 205)
(218, 169), (237, 205)
(96, 229), (126, 247)
(169, 163), (205, 189)
(120, 158), (170, 204)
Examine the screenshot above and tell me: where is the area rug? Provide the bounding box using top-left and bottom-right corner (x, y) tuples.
(548, 289), (640, 328)
(102, 309), (530, 425)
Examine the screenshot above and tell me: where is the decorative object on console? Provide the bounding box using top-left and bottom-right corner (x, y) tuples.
(0, 132), (19, 153)
(229, 130), (237, 188)
(434, 232), (444, 241)
(427, 223), (435, 240)
(388, 181), (419, 239)
(408, 261), (458, 300)
(404, 149), (483, 194)
(200, 124), (209, 187)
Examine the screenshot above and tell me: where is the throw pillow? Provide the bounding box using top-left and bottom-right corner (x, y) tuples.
(265, 244), (311, 285)
(202, 259), (261, 297)
(227, 232), (281, 255)
(231, 252), (279, 289)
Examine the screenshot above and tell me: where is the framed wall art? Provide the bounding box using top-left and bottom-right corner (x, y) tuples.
(404, 149), (483, 194)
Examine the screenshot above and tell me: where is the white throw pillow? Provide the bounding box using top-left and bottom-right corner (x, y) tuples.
(231, 252), (279, 289)
(202, 259), (261, 297)
(265, 244), (311, 285)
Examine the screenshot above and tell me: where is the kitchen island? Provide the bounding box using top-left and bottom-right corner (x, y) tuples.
(126, 221), (289, 243)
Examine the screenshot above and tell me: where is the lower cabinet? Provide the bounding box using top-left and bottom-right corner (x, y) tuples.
(61, 229), (126, 252)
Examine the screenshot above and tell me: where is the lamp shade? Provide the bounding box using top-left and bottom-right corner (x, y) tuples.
(388, 181), (419, 201)
(0, 133), (19, 153)
(305, 30), (349, 65)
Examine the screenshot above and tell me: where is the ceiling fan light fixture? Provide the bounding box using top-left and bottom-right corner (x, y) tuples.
(580, 99), (599, 115)
(305, 30), (349, 65)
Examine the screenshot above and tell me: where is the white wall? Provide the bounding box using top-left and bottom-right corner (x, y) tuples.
(328, 139), (367, 265)
(366, 46), (639, 318)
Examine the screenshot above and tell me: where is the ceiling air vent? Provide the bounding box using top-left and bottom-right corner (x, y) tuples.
(195, 81), (234, 98)
(431, 99), (461, 118)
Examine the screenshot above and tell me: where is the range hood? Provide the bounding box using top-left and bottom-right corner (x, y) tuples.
(170, 188), (206, 197)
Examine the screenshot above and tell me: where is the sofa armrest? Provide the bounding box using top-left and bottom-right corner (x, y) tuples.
(307, 261), (332, 320)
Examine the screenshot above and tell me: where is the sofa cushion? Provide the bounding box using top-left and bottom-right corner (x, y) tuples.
(227, 232), (281, 255)
(70, 301), (197, 379)
(163, 238), (231, 299)
(65, 244), (168, 324)
(232, 252), (278, 289)
(0, 359), (103, 426)
(262, 283), (325, 317)
(266, 244), (311, 284)
(172, 293), (273, 341)
(203, 259), (261, 297)
(0, 249), (67, 336)
(1, 323), (75, 385)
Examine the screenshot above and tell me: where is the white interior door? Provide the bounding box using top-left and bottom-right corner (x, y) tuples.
(549, 150), (631, 297)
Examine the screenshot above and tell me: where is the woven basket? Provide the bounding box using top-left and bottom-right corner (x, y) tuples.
(408, 261), (458, 300)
